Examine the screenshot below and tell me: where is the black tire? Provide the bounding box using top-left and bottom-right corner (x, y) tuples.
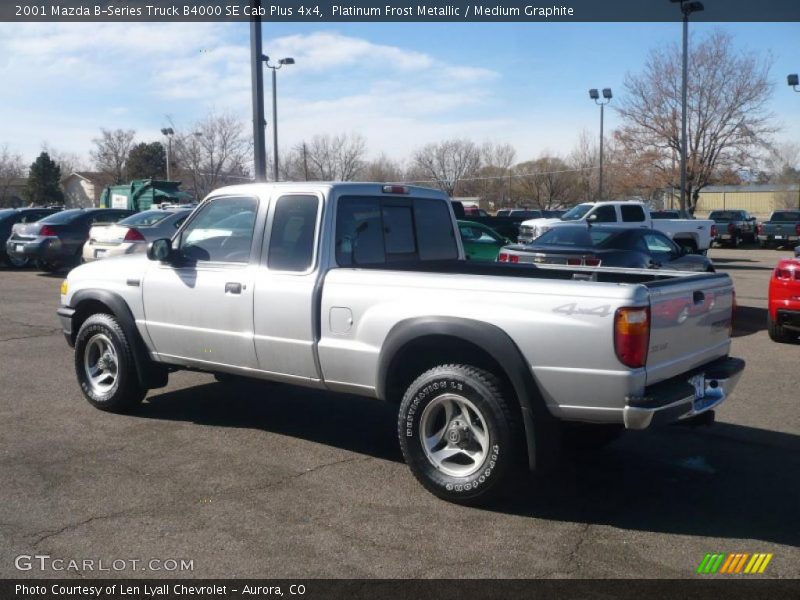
(398, 364), (520, 505)
(3, 252), (29, 268)
(729, 234), (738, 248)
(759, 240), (768, 249)
(561, 423), (625, 455)
(768, 314), (796, 344)
(680, 240), (698, 255)
(36, 259), (61, 273)
(74, 313), (146, 412)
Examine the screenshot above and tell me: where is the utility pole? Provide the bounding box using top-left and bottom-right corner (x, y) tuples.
(250, 0), (267, 182)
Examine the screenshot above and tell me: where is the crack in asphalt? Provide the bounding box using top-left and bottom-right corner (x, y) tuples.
(235, 456), (372, 497)
(30, 510), (140, 548)
(0, 330), (61, 343)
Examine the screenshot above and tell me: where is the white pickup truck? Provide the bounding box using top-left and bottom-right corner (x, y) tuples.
(57, 183), (743, 505)
(518, 201), (716, 253)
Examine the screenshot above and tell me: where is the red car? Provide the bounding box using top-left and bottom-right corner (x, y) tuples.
(768, 258), (800, 343)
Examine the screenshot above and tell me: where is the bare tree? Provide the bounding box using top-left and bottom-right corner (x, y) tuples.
(358, 153), (405, 183)
(511, 155), (578, 210)
(615, 30), (775, 213)
(172, 113), (252, 200)
(41, 143), (89, 180)
(0, 145), (25, 207)
(287, 133), (367, 181)
(411, 138), (481, 197)
(465, 142), (517, 207)
(91, 129), (136, 184)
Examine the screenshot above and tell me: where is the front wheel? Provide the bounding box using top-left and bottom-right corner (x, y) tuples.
(398, 364), (520, 505)
(74, 314), (146, 412)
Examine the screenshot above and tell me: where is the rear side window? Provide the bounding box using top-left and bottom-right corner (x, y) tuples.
(268, 195), (320, 272)
(335, 196), (458, 266)
(772, 212), (800, 222)
(620, 205), (646, 222)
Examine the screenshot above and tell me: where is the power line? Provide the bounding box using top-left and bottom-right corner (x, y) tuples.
(402, 165), (599, 185)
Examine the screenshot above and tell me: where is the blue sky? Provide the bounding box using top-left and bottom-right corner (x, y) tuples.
(0, 21), (797, 169)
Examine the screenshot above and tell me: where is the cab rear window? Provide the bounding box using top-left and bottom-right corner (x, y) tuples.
(336, 196), (458, 266)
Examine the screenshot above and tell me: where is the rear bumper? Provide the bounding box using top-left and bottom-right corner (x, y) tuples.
(82, 241), (142, 262)
(623, 356), (745, 430)
(758, 234), (799, 244)
(6, 238), (64, 260)
(776, 309), (800, 332)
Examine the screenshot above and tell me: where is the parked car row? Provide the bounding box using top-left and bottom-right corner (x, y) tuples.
(1, 206), (195, 272)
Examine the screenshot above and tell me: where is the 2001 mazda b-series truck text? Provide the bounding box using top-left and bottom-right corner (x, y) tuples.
(57, 183), (745, 504)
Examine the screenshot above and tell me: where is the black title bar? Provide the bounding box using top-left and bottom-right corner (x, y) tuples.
(2, 0), (800, 22)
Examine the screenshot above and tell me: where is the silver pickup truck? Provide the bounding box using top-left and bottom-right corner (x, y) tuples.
(57, 183), (744, 504)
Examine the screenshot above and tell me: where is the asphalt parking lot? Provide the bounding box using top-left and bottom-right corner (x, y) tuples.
(1, 247), (798, 579)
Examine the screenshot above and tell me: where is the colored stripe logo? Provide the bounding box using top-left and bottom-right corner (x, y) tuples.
(697, 553), (773, 574)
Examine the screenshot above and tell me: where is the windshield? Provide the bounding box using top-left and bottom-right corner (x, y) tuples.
(560, 204), (594, 221)
(38, 209), (83, 224)
(709, 211), (740, 220)
(771, 212), (800, 222)
(118, 210), (175, 227)
(534, 227), (618, 247)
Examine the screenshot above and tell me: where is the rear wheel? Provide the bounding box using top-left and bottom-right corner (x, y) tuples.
(74, 314), (146, 412)
(398, 364), (520, 505)
(36, 259), (61, 273)
(4, 253), (29, 268)
(729, 234), (739, 248)
(768, 314), (796, 344)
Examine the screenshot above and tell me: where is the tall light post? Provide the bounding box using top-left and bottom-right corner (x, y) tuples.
(262, 55), (295, 182)
(250, 0), (267, 182)
(671, 0), (704, 213)
(589, 88), (612, 200)
(160, 127), (174, 181)
(789, 73), (800, 93)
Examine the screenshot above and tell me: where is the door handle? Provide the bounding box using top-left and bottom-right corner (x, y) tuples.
(225, 282), (243, 294)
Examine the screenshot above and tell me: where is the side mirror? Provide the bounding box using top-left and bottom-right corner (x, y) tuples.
(587, 214), (598, 222)
(147, 238), (173, 262)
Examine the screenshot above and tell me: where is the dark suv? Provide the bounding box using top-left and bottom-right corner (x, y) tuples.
(0, 207), (62, 267)
(6, 208), (134, 272)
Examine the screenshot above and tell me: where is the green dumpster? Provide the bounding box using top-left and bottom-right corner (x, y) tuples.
(99, 179), (194, 211)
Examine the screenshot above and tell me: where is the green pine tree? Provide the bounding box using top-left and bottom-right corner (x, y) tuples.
(26, 152), (64, 206)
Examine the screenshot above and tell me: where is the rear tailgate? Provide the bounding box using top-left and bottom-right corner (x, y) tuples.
(646, 273), (734, 385)
(89, 224), (128, 246)
(10, 223), (47, 240)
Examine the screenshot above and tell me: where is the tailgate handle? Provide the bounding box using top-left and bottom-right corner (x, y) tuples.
(225, 282), (243, 294)
(693, 291), (705, 305)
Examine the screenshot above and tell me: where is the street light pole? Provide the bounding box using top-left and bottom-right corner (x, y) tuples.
(671, 0), (704, 213)
(250, 0), (267, 183)
(160, 127), (174, 181)
(263, 56), (295, 182)
(589, 88), (612, 200)
(789, 73), (800, 93)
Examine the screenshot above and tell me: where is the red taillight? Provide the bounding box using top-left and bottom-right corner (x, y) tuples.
(498, 252), (508, 262)
(509, 254), (519, 264)
(796, 224), (800, 236)
(567, 256), (601, 266)
(614, 307), (650, 368)
(584, 257), (602, 267)
(710, 224), (717, 238)
(567, 258), (582, 266)
(757, 224), (764, 235)
(382, 185), (409, 194)
(775, 268), (795, 280)
(39, 225), (57, 237)
(728, 222), (736, 234)
(123, 228), (145, 242)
